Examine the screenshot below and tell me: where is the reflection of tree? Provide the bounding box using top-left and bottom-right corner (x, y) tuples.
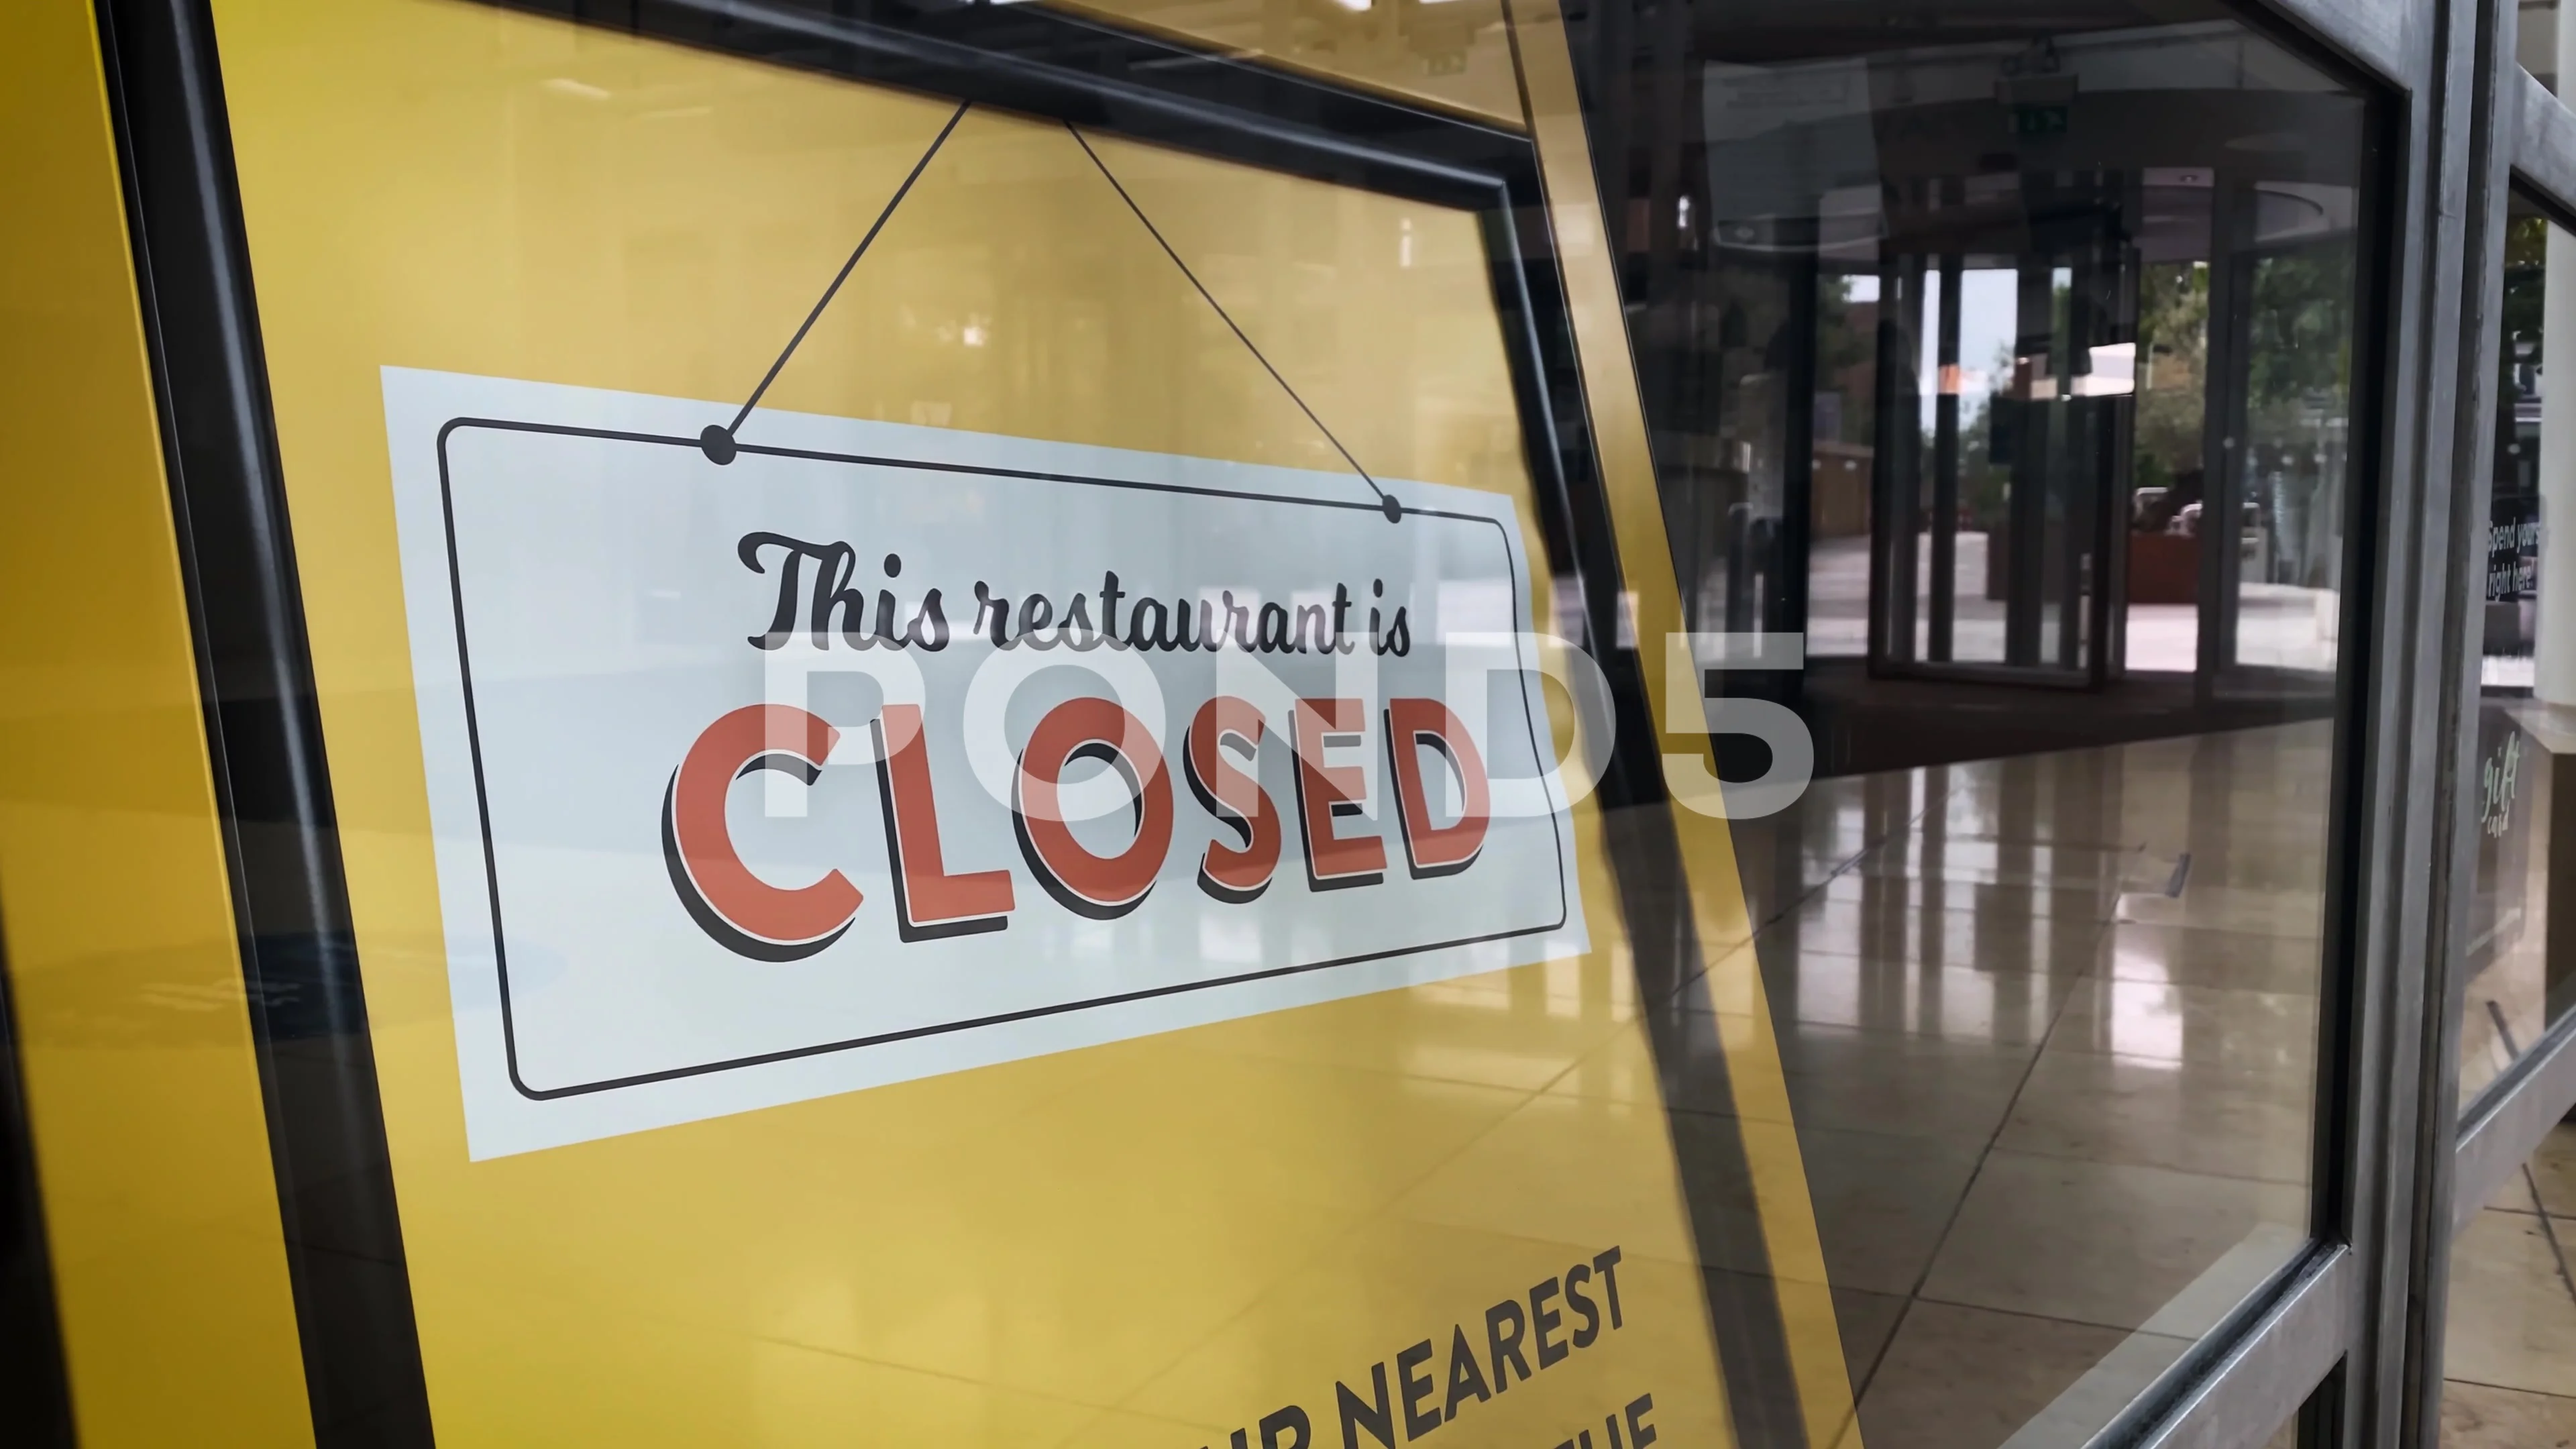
(1957, 341), (2013, 531)
(2133, 262), (2208, 496)
(1815, 273), (1876, 446)
(2246, 240), (2357, 590)
(2247, 241), (2355, 434)
(2503, 212), (2547, 356)
(2496, 211), (2546, 499)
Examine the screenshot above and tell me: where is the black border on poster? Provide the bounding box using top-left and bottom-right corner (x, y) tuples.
(93, 0), (436, 1441)
(89, 0), (1807, 1444)
(431, 418), (1573, 1100)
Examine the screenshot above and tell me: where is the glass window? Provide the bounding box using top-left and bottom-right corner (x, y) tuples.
(2527, 0), (2562, 94)
(7, 0), (2409, 1445)
(2461, 191), (2567, 1111)
(1574, 3), (2377, 1445)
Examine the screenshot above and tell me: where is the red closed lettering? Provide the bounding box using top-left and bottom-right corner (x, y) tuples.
(663, 705), (863, 960)
(1184, 696), (1282, 902)
(1384, 697), (1490, 878)
(1292, 697), (1386, 890)
(873, 702), (1014, 940)
(1012, 697), (1174, 919)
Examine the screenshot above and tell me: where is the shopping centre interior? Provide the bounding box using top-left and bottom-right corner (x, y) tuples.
(1568, 0), (2560, 1442)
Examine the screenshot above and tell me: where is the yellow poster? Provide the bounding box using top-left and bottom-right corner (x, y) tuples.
(98, 0), (1865, 1442)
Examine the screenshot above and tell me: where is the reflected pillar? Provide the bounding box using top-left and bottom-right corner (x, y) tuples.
(1931, 250), (1963, 661)
(2198, 175), (2254, 690)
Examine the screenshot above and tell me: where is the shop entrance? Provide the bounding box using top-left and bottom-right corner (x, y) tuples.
(1861, 193), (2135, 688)
(1645, 49), (2364, 773)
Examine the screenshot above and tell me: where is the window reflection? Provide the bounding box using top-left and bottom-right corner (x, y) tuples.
(2526, 0), (2561, 95)
(1629, 18), (2365, 700)
(1575, 3), (2370, 1443)
(2461, 192), (2567, 1111)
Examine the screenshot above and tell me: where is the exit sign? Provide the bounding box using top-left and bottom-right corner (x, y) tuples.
(2010, 105), (2070, 136)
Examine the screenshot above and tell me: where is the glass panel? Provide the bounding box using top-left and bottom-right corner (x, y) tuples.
(2461, 192), (2567, 1112)
(1058, 0), (1526, 125)
(1577, 5), (2376, 1447)
(2527, 0), (2563, 95)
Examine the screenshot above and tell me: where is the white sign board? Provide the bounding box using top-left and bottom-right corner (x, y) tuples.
(384, 368), (1587, 1157)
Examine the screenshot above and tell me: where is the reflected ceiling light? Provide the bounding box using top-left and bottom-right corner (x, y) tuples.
(543, 77), (611, 101)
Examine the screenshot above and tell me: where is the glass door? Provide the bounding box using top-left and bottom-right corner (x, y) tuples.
(1868, 196), (2138, 686)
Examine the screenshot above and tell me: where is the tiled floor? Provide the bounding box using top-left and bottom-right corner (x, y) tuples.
(1727, 722), (2332, 1449)
(2443, 1124), (2576, 1447)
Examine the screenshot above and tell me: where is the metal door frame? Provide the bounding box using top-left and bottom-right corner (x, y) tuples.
(2429, 31), (2576, 1449)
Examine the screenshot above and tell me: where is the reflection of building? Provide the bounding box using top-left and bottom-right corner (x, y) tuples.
(1595, 9), (2365, 774)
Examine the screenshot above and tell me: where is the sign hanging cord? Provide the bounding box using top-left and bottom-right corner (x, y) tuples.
(702, 98), (975, 464)
(1065, 122), (1401, 523)
(704, 98), (1401, 523)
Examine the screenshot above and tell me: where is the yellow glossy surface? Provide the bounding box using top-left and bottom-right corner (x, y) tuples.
(0, 3), (315, 1444)
(1047, 0), (1525, 129)
(205, 0), (1770, 1440)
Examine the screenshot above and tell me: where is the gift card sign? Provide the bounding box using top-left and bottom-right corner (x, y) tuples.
(384, 368), (1588, 1157)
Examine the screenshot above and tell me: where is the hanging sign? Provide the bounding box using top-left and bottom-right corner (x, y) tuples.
(384, 368), (1588, 1157)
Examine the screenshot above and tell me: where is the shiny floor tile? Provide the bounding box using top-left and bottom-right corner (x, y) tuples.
(2445, 1126), (2576, 1444)
(1770, 898), (2109, 977)
(1846, 1301), (2135, 1449)
(2114, 883), (2328, 940)
(2440, 1379), (2576, 1448)
(1846, 837), (2146, 894)
(2532, 1125), (2576, 1218)
(2046, 977), (2318, 1076)
(1994, 1044), (2311, 1186)
(1780, 1124), (1984, 1298)
(1758, 949), (2080, 1046)
(1672, 1112), (1982, 1296)
(1919, 1151), (2304, 1330)
(1770, 1021), (2039, 1147)
(2096, 923), (2324, 997)
(1825, 1283), (1909, 1383)
(2167, 841), (2331, 896)
(2444, 1208), (2576, 1398)
(1723, 720), (2342, 1447)
(1817, 873), (2121, 926)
